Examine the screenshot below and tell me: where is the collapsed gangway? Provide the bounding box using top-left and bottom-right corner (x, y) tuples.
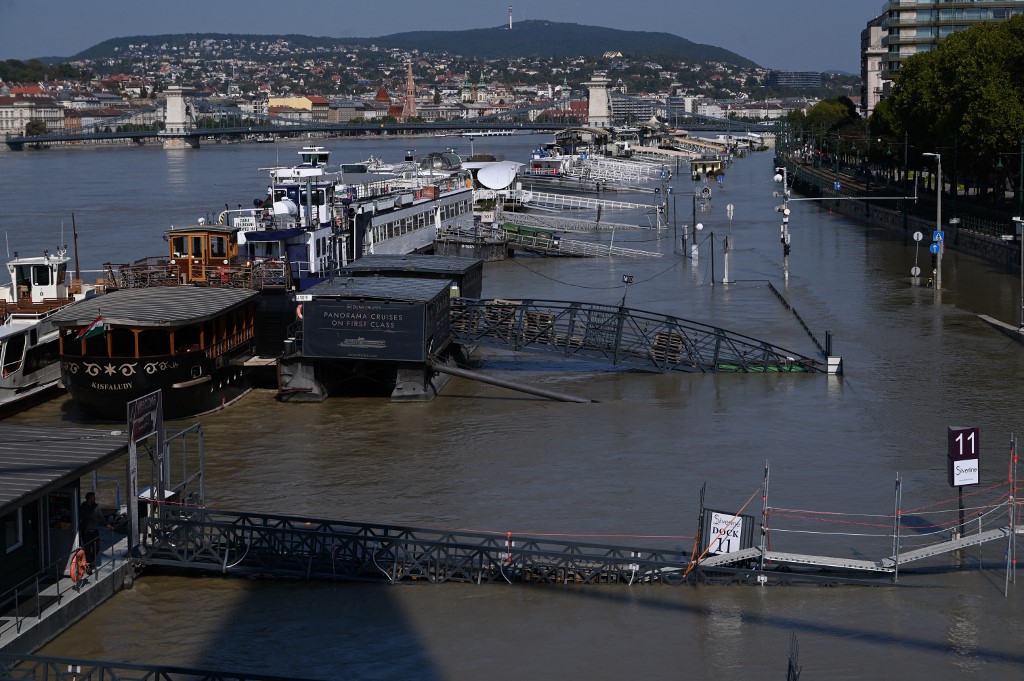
(449, 298), (829, 374)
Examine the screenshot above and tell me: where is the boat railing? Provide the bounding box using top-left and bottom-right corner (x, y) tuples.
(103, 259), (181, 289)
(206, 325), (255, 359)
(102, 259), (288, 291)
(1, 298), (75, 319)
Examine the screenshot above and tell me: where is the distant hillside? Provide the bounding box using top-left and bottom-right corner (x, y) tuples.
(364, 21), (758, 66)
(70, 21), (758, 67)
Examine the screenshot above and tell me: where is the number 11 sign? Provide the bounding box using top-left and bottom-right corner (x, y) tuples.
(947, 426), (980, 487)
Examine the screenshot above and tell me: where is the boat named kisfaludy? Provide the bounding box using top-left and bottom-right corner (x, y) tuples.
(50, 286), (258, 420)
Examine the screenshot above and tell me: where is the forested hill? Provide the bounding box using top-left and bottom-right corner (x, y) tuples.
(71, 21), (757, 67)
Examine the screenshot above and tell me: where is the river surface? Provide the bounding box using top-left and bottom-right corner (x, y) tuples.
(3, 135), (1024, 679)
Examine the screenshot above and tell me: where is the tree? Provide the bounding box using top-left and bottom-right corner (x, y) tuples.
(875, 15), (1024, 188)
(24, 119), (47, 136)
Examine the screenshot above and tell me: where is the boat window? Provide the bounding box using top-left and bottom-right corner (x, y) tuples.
(138, 329), (172, 357)
(23, 339), (59, 374)
(176, 325), (202, 353)
(109, 328), (135, 357)
(84, 333), (107, 357)
(32, 265), (51, 286)
(210, 236), (227, 258)
(3, 508), (24, 554)
(13, 265), (31, 290)
(191, 236), (204, 258)
(171, 236), (186, 257)
(2, 333), (25, 375)
(56, 263), (67, 285)
(300, 190), (326, 206)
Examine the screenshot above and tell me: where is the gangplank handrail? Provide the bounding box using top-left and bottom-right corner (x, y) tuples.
(449, 298), (825, 373)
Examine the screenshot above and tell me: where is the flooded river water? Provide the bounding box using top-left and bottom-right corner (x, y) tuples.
(2, 134), (1023, 679)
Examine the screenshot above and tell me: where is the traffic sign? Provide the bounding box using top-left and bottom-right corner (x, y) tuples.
(622, 275), (633, 284)
(929, 243), (940, 254)
(911, 266), (921, 277)
(913, 231), (924, 242)
(933, 231), (944, 242)
(833, 181), (841, 191)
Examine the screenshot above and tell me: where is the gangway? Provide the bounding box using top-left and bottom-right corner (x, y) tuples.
(136, 506), (693, 586)
(514, 189), (649, 211)
(450, 298), (826, 373)
(506, 232), (661, 258)
(0, 653), (316, 681)
(565, 157), (667, 183)
(496, 209), (648, 233)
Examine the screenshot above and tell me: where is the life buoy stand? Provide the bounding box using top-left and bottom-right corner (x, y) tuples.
(70, 548), (88, 583)
(296, 303), (303, 320)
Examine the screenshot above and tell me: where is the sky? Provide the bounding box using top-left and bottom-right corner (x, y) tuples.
(0, 0), (884, 72)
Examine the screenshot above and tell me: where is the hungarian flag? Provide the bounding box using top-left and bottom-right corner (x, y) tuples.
(77, 315), (105, 340)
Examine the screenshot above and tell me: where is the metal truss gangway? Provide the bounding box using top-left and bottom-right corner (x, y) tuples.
(136, 506), (692, 586)
(565, 157), (668, 183)
(505, 233), (661, 259)
(0, 652), (316, 681)
(450, 298), (826, 373)
(514, 189), (650, 212)
(496, 209), (649, 233)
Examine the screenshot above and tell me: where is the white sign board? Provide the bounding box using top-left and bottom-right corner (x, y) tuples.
(235, 216), (258, 232)
(708, 511), (744, 555)
(951, 459), (980, 486)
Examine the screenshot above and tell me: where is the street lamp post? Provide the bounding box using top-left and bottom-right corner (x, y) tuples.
(774, 167), (791, 280)
(923, 152), (942, 290)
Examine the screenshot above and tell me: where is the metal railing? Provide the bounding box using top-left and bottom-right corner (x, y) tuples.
(0, 653), (316, 681)
(450, 298), (824, 373)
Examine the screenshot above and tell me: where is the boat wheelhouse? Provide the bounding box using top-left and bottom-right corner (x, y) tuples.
(51, 287), (258, 420)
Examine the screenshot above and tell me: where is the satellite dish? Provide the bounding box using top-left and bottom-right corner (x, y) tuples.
(477, 161), (523, 190)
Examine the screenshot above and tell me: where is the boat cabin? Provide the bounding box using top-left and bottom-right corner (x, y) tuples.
(166, 223), (240, 284)
(0, 251), (79, 317)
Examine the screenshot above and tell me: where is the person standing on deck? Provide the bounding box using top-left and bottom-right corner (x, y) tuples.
(78, 492), (111, 574)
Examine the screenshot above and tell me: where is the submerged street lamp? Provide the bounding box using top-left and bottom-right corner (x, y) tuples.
(923, 152), (942, 290)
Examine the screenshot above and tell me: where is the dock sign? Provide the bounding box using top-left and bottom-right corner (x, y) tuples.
(701, 509), (755, 555)
(947, 426), (980, 487)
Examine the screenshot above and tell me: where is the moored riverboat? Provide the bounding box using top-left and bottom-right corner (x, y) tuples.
(51, 286), (258, 420)
(0, 248), (103, 416)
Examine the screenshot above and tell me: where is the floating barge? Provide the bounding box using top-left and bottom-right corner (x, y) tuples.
(281, 277), (458, 402)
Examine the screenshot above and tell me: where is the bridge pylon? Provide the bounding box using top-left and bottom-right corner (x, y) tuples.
(159, 86), (199, 149)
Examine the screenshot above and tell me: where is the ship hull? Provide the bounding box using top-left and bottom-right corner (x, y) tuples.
(60, 345), (253, 421)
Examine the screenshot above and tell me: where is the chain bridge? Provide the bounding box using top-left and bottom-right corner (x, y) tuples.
(449, 298), (828, 373)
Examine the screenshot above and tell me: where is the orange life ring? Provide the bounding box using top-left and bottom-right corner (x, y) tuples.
(70, 548), (88, 583)
(296, 303), (303, 320)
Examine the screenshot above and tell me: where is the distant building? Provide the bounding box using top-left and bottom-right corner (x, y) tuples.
(765, 71), (822, 89)
(0, 96), (63, 135)
(860, 13), (887, 117)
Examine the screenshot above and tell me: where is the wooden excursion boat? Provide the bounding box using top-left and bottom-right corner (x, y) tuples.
(50, 286), (258, 420)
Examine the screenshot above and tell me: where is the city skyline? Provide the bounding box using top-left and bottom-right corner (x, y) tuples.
(0, 0), (882, 72)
